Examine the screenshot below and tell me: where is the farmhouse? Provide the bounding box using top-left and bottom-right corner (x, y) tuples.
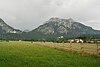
(74, 38), (84, 43)
(64, 38), (84, 43)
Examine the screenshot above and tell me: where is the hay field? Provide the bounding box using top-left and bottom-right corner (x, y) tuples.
(33, 42), (100, 54)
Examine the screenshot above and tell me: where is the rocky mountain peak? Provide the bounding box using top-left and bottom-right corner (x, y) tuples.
(49, 17), (60, 21)
(48, 17), (75, 23)
(35, 17), (76, 35)
(0, 18), (22, 34)
(48, 17), (75, 28)
(67, 18), (75, 23)
(46, 17), (75, 29)
(32, 17), (100, 38)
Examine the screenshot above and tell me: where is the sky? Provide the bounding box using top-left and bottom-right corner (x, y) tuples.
(0, 0), (100, 30)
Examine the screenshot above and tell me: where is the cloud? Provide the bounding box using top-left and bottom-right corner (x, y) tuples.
(0, 0), (100, 30)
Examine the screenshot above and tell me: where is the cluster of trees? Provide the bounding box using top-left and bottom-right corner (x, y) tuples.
(78, 34), (100, 40)
(0, 33), (100, 43)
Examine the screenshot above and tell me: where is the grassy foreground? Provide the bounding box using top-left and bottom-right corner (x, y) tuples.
(0, 41), (100, 67)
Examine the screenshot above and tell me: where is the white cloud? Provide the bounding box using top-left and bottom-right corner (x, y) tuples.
(0, 0), (100, 30)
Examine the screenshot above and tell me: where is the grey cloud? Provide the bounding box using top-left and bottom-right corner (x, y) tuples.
(0, 0), (100, 30)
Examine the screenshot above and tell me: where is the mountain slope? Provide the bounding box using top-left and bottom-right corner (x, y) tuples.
(0, 18), (21, 34)
(29, 17), (100, 39)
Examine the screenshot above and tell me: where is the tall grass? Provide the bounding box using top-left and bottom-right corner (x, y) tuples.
(0, 41), (100, 67)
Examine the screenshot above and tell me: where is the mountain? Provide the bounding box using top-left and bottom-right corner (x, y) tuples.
(29, 17), (100, 39)
(0, 17), (100, 40)
(0, 18), (22, 34)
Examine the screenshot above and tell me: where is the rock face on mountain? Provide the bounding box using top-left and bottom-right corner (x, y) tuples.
(0, 18), (21, 34)
(30, 17), (100, 38)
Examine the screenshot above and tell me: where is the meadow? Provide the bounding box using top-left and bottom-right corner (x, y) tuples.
(0, 41), (100, 67)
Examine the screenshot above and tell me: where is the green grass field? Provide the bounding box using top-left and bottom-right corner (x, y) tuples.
(0, 41), (100, 67)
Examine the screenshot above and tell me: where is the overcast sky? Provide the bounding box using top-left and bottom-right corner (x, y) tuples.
(0, 0), (100, 30)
